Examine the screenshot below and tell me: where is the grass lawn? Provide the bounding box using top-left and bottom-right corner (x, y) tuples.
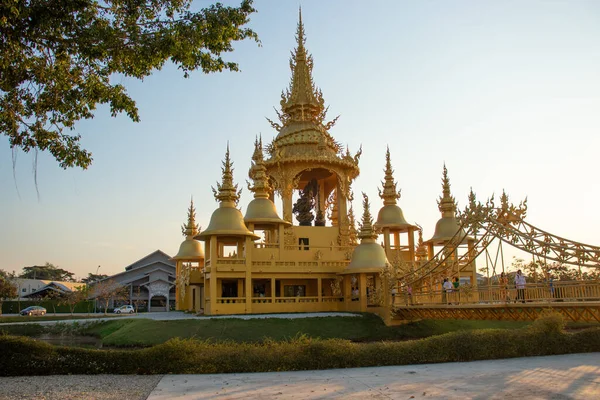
(82, 314), (533, 347)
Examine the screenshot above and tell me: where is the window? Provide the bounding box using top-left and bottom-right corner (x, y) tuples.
(284, 285), (306, 297)
(298, 238), (309, 250)
(22, 288), (26, 293)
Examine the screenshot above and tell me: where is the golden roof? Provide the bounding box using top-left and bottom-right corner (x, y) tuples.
(341, 193), (389, 274)
(375, 147), (415, 232)
(264, 8), (360, 178)
(244, 136), (291, 228)
(425, 164), (470, 245)
(196, 145), (260, 241)
(173, 198), (204, 260)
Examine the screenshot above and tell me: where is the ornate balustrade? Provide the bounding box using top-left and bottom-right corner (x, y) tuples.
(394, 280), (600, 307)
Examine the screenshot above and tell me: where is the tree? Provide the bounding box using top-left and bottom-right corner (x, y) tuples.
(1, 0), (259, 169)
(91, 279), (127, 315)
(19, 262), (75, 281)
(81, 273), (109, 284)
(59, 286), (89, 315)
(43, 289), (61, 315)
(0, 275), (18, 315)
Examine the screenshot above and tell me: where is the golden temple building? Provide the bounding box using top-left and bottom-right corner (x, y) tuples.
(173, 10), (478, 321)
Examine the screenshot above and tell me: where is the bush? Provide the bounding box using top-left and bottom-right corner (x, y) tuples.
(1, 326), (599, 376)
(529, 311), (565, 334)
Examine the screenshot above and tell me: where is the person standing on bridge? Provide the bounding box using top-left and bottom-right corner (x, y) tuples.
(515, 270), (526, 303)
(442, 278), (453, 304)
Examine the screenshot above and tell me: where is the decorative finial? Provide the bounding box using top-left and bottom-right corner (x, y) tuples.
(247, 135), (271, 198)
(275, 7), (326, 125)
(181, 197), (200, 237)
(378, 146), (402, 205)
(348, 200), (358, 246)
(437, 163), (457, 216)
(358, 192), (377, 240)
(415, 223), (428, 261)
(212, 144), (242, 205)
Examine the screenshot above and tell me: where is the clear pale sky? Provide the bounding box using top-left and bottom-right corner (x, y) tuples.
(2, 0), (600, 279)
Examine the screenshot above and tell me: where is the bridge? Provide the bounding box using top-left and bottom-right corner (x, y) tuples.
(389, 191), (600, 323)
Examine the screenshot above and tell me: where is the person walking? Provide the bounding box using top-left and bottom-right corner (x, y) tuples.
(453, 277), (460, 304)
(499, 272), (509, 303)
(515, 270), (526, 303)
(442, 278), (453, 304)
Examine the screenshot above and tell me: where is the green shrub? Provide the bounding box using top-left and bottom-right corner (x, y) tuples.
(1, 326), (599, 376)
(529, 311), (566, 334)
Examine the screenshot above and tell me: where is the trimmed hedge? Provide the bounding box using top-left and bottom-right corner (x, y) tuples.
(1, 316), (599, 376)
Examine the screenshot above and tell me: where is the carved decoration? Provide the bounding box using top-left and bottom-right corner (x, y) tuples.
(148, 281), (171, 300)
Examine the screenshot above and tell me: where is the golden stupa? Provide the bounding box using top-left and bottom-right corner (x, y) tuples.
(174, 10), (479, 319)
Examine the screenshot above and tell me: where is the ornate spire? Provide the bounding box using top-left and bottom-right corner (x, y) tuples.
(358, 193), (377, 241)
(212, 143), (241, 205)
(348, 201), (358, 246)
(378, 146), (401, 206)
(278, 7), (325, 123)
(437, 163), (457, 216)
(181, 197), (200, 237)
(415, 224), (428, 261)
(247, 135), (271, 199)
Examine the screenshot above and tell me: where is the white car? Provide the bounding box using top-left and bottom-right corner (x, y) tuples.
(114, 305), (135, 314)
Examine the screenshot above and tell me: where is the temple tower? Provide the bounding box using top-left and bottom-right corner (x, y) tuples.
(173, 198), (204, 312)
(263, 9), (361, 246)
(195, 145), (259, 314)
(424, 164), (476, 285)
(374, 147), (417, 272)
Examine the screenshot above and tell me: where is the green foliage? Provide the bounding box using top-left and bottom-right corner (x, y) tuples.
(529, 311), (566, 334)
(18, 263), (74, 281)
(66, 315), (532, 347)
(1, 326), (599, 376)
(1, 0), (259, 169)
(0, 276), (17, 305)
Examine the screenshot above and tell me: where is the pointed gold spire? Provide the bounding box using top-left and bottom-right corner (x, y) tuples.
(247, 135), (271, 199)
(378, 146), (401, 206)
(358, 193), (377, 241)
(212, 143), (241, 205)
(437, 163), (457, 217)
(415, 224), (428, 261)
(348, 200), (358, 246)
(279, 6), (324, 122)
(181, 197), (200, 237)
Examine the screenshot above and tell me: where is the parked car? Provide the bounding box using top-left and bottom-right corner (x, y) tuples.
(20, 306), (46, 316)
(113, 305), (135, 314)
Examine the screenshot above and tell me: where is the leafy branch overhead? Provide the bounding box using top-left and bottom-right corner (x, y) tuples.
(0, 0), (259, 169)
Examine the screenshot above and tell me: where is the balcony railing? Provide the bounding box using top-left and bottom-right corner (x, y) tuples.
(393, 280), (600, 307)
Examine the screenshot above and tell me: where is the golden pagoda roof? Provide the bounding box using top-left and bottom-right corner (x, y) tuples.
(341, 193), (389, 274)
(196, 145), (260, 241)
(415, 225), (428, 261)
(264, 8), (360, 178)
(173, 198), (204, 260)
(375, 147), (415, 232)
(244, 136), (291, 228)
(425, 164), (471, 245)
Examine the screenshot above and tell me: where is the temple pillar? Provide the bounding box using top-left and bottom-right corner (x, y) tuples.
(359, 273), (367, 312)
(383, 228), (391, 255)
(317, 277), (322, 303)
(245, 236), (253, 313)
(407, 228), (415, 263)
(209, 236), (218, 314)
(271, 277), (276, 303)
(343, 275), (352, 308)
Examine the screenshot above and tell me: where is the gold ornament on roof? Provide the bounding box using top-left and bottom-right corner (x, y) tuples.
(437, 163), (457, 216)
(212, 143), (242, 206)
(358, 193), (377, 240)
(181, 197), (201, 237)
(378, 146), (402, 205)
(247, 135), (271, 198)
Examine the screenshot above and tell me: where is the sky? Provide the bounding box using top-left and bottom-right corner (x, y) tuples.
(2, 0), (600, 280)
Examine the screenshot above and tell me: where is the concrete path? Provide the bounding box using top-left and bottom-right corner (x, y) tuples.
(148, 353), (600, 399)
(0, 311), (361, 326)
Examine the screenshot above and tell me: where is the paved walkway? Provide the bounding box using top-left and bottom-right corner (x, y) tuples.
(0, 311), (361, 326)
(148, 353), (600, 399)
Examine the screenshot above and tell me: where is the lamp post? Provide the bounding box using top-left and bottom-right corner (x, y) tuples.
(93, 265), (101, 313)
